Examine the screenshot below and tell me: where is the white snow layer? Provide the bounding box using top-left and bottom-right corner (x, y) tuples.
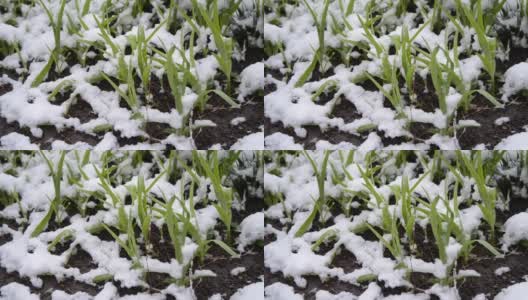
(502, 212), (528, 250)
(238, 212), (264, 251)
(231, 282), (264, 300)
(495, 282), (528, 300)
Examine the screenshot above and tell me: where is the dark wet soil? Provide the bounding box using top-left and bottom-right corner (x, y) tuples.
(458, 95), (528, 149)
(458, 248), (528, 299)
(264, 95), (366, 149)
(194, 96), (263, 149)
(194, 246), (263, 299)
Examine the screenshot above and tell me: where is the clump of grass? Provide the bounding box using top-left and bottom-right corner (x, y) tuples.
(127, 171), (166, 251)
(455, 0), (506, 93)
(32, 0), (67, 87)
(295, 151), (331, 237)
(295, 0), (331, 87)
(191, 0), (236, 94)
(194, 151), (236, 243)
(31, 151), (66, 237)
(456, 151), (502, 243)
(390, 172), (429, 252)
(101, 56), (140, 116)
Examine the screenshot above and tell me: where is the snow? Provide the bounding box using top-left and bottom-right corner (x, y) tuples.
(238, 212), (264, 251)
(239, 62), (264, 101)
(0, 283), (39, 300)
(231, 267), (247, 276)
(231, 282), (264, 300)
(502, 212), (528, 250)
(264, 133), (303, 150)
(495, 267), (511, 276)
(315, 290), (357, 300)
(0, 132), (39, 150)
(495, 132), (528, 150)
(502, 62), (528, 101)
(495, 117), (511, 126)
(264, 282), (303, 300)
(231, 117), (247, 126)
(495, 282), (528, 300)
(230, 132), (264, 150)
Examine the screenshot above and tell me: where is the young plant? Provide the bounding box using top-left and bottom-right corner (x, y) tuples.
(456, 0), (502, 92)
(194, 151), (235, 242)
(95, 165), (129, 234)
(127, 171), (166, 251)
(294, 0), (331, 87)
(101, 57), (140, 116)
(32, 151), (66, 237)
(32, 0), (67, 87)
(164, 194), (187, 264)
(456, 151), (499, 242)
(192, 0), (235, 93)
(102, 213), (142, 269)
(295, 151), (331, 237)
(128, 20), (167, 101)
(391, 171), (430, 252)
(428, 196), (452, 266)
(165, 47), (186, 114)
(394, 21), (430, 101)
(366, 218), (404, 264)
(428, 47), (450, 116)
(365, 56), (403, 116)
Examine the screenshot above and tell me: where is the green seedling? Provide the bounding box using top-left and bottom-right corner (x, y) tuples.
(295, 151), (331, 237)
(294, 0), (330, 88)
(394, 21), (430, 101)
(396, 0), (410, 17)
(101, 58), (140, 115)
(95, 166), (129, 234)
(93, 15), (119, 56)
(456, 151), (498, 242)
(32, 151), (66, 237)
(165, 47), (186, 114)
(127, 170), (167, 250)
(32, 0), (67, 87)
(194, 151), (235, 242)
(456, 0), (501, 92)
(365, 56), (403, 116)
(367, 220), (404, 263)
(429, 47), (450, 116)
(103, 216), (142, 269)
(391, 171), (430, 252)
(192, 0), (235, 93)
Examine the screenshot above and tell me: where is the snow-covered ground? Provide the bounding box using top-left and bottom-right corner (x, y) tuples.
(264, 150), (528, 299)
(0, 0), (264, 150)
(0, 151), (264, 299)
(264, 0), (528, 149)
